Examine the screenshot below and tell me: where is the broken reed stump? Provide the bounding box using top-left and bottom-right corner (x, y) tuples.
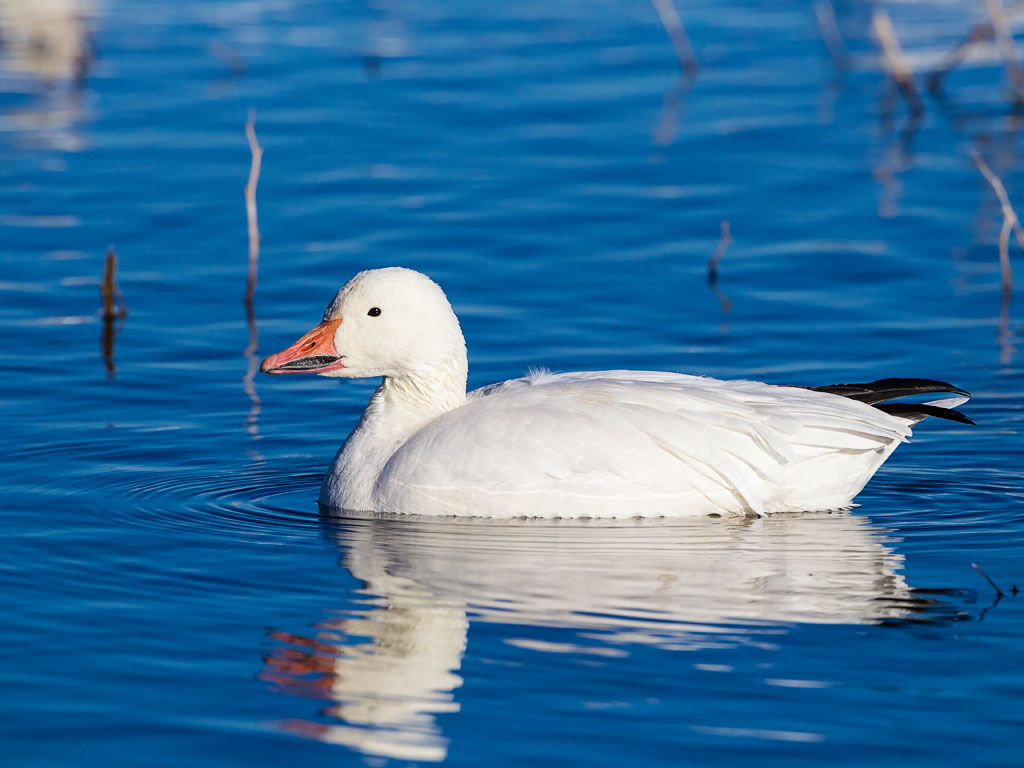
(707, 220), (733, 313)
(973, 152), (1023, 296)
(244, 114), (264, 309)
(871, 9), (924, 115)
(100, 246), (127, 319)
(651, 0), (698, 76)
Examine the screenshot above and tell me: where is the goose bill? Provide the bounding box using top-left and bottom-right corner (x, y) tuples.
(260, 319), (345, 374)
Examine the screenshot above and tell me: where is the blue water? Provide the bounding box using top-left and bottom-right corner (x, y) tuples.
(2, 0), (1023, 765)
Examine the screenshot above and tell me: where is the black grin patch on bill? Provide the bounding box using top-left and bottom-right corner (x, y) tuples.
(274, 355), (341, 370)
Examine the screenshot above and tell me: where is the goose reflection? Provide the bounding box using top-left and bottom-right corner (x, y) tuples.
(0, 0), (93, 155)
(0, 0), (90, 82)
(262, 511), (949, 761)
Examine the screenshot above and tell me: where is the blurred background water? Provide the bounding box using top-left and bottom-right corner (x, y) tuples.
(1, 0), (1023, 765)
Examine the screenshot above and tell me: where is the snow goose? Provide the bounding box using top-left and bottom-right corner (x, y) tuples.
(261, 267), (972, 518)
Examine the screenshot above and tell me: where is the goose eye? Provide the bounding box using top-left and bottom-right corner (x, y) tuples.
(367, 307), (382, 317)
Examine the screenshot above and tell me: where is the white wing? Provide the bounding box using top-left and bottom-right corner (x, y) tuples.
(373, 371), (912, 518)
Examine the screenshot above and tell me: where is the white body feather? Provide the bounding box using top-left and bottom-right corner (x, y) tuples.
(320, 368), (914, 518)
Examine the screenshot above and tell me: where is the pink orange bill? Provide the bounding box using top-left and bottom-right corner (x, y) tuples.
(260, 319), (346, 374)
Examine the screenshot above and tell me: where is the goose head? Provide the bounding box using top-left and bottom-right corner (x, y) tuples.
(260, 267), (468, 388)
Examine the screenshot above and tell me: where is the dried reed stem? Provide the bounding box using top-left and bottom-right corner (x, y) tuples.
(871, 10), (923, 114)
(814, 1), (848, 69)
(651, 0), (698, 75)
(244, 113), (263, 309)
(707, 220), (733, 313)
(973, 152), (1023, 295)
(985, 0), (1024, 101)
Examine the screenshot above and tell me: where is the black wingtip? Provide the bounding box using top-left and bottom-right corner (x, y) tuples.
(876, 403), (976, 426)
(806, 377), (974, 426)
(810, 378), (970, 404)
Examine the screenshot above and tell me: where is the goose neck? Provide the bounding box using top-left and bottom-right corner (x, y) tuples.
(378, 365), (468, 421)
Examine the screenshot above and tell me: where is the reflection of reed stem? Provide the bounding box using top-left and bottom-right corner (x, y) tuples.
(998, 288), (1015, 365)
(985, 0), (1024, 102)
(707, 220), (733, 314)
(242, 115), (264, 447)
(928, 23), (993, 92)
(871, 10), (923, 115)
(973, 152), (1021, 363)
(653, 75), (694, 147)
(244, 113), (263, 309)
(101, 316), (116, 378)
(651, 0), (698, 75)
(243, 302), (262, 444)
(929, 1), (1024, 92)
(814, 1), (848, 69)
(973, 152), (1022, 295)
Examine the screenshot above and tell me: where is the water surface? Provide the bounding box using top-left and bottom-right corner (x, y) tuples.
(1, 1), (1022, 766)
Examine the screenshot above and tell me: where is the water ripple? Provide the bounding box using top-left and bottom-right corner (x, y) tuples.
(48, 457), (326, 540)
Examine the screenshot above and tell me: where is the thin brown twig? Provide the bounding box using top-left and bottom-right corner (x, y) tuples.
(244, 113), (263, 309)
(973, 151), (1023, 296)
(972, 562), (1006, 597)
(871, 10), (923, 115)
(985, 0), (1024, 101)
(814, 1), (848, 69)
(651, 0), (698, 76)
(707, 220), (733, 313)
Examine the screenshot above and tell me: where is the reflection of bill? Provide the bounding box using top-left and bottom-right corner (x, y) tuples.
(262, 582), (466, 762)
(261, 512), (951, 762)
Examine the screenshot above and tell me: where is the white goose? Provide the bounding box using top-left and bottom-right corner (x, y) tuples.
(261, 267), (972, 518)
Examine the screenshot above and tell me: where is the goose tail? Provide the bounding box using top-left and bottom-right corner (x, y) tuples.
(809, 378), (975, 426)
